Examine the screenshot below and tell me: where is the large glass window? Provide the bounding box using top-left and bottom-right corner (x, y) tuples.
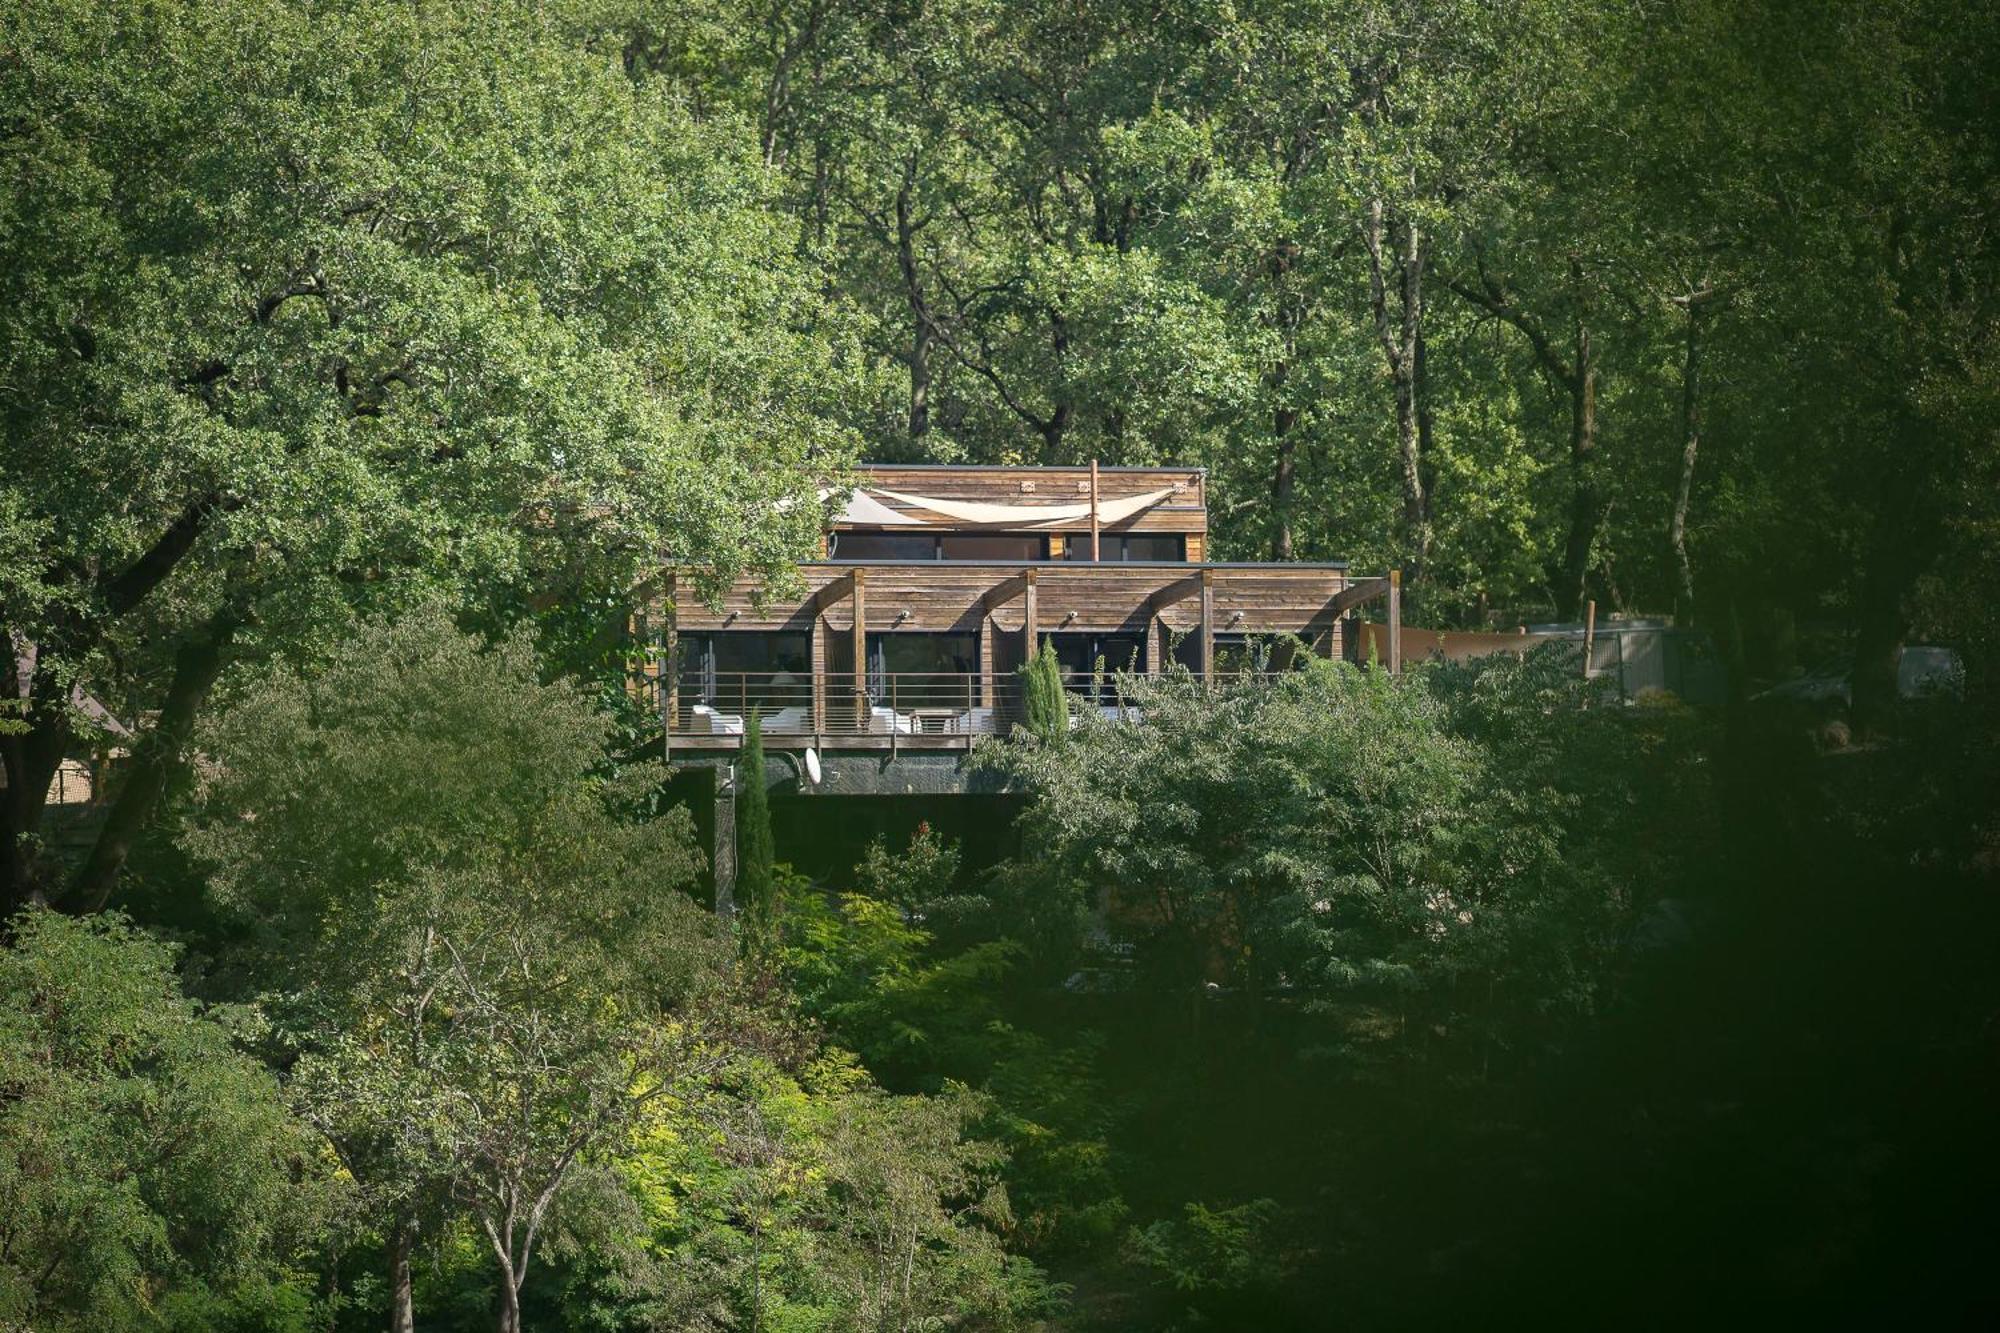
(1173, 632), (1304, 677)
(830, 532), (937, 560)
(866, 633), (978, 712)
(1045, 632), (1145, 701)
(831, 532), (1051, 561)
(1061, 534), (1187, 562)
(938, 533), (1047, 560)
(678, 632), (810, 719)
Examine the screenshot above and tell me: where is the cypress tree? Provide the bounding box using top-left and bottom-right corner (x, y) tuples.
(1020, 641), (1070, 743)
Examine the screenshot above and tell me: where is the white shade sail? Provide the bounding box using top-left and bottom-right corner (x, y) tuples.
(859, 485), (1176, 528)
(838, 490), (928, 525)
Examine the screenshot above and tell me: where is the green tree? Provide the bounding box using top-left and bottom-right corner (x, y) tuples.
(183, 607), (722, 1333)
(1018, 640), (1070, 744)
(0, 910), (329, 1332)
(0, 0), (864, 913)
(989, 651), (1654, 1032)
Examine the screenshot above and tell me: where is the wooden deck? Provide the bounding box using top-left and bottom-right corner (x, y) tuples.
(639, 563), (1397, 749)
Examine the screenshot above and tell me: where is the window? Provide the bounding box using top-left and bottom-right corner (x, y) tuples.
(831, 532), (1051, 560)
(830, 532), (937, 560)
(866, 633), (979, 708)
(938, 533), (1047, 560)
(1173, 632), (1305, 677)
(1061, 534), (1187, 562)
(677, 632), (810, 717)
(1044, 632), (1145, 701)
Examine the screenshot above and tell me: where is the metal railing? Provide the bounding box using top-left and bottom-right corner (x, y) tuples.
(664, 671), (1025, 738)
(640, 665), (1296, 739)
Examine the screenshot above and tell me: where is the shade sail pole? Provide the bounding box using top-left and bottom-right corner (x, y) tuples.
(1090, 459), (1101, 560)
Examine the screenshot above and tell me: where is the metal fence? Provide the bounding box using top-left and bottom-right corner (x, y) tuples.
(646, 668), (1176, 738)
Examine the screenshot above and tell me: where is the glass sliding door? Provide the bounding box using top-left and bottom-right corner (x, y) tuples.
(677, 631), (811, 729)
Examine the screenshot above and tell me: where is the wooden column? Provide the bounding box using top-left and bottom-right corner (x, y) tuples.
(1023, 568), (1040, 655)
(850, 568), (868, 718)
(1145, 608), (1163, 677)
(1582, 598), (1597, 680)
(810, 611), (827, 737)
(1387, 568), (1403, 674)
(712, 768), (737, 919)
(979, 611), (996, 706)
(1198, 568), (1214, 681)
(661, 573), (679, 742)
(1089, 459), (1101, 560)
(1328, 572), (1345, 662)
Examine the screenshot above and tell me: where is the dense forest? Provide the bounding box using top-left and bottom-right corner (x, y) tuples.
(3, 1), (1997, 1329)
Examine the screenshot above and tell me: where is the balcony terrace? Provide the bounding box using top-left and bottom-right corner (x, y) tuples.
(639, 561), (1399, 752)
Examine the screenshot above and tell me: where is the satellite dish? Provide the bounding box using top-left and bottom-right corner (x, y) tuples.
(803, 747), (823, 786)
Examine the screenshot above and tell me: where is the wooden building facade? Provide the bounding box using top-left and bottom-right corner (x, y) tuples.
(642, 464), (1398, 751)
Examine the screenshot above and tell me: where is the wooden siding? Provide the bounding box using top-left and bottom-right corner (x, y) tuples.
(661, 563), (1364, 636)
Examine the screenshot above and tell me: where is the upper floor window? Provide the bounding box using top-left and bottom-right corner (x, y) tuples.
(1062, 534), (1187, 562)
(829, 532), (1049, 560)
(830, 532), (937, 560)
(939, 534), (1047, 560)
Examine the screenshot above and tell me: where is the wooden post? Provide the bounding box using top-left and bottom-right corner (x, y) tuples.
(1145, 608), (1163, 677)
(1023, 567), (1040, 653)
(1198, 568), (1214, 681)
(810, 611), (827, 737)
(712, 768), (736, 919)
(1582, 598), (1597, 680)
(979, 611), (995, 707)
(1387, 568), (1403, 674)
(1089, 458), (1101, 561)
(851, 568), (867, 721)
(662, 573), (679, 744)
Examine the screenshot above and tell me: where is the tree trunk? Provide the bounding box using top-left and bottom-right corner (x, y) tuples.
(2, 638), (90, 914)
(1669, 296), (1704, 622)
(1555, 317), (1598, 621)
(389, 1217), (416, 1333)
(1365, 199), (1430, 580)
(497, 1279), (521, 1333)
(70, 612), (237, 911)
(907, 318), (932, 441)
(1269, 383), (1298, 561)
(894, 168), (932, 443)
(1395, 218), (1431, 575)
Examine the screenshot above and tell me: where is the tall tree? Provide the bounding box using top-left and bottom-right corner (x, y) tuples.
(183, 608), (722, 1333)
(0, 0), (861, 913)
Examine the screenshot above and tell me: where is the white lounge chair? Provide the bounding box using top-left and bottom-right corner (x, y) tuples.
(691, 704), (744, 735)
(761, 706), (809, 733)
(949, 706), (996, 734)
(867, 706), (915, 735)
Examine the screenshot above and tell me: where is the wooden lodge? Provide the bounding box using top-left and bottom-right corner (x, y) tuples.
(641, 463), (1400, 751)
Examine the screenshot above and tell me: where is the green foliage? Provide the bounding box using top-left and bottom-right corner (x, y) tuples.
(0, 0), (869, 908)
(0, 910), (329, 1332)
(1127, 1198), (1284, 1297)
(778, 832), (1129, 1260)
(183, 605), (721, 1325)
(1019, 641), (1071, 745)
(991, 650), (1682, 1034)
